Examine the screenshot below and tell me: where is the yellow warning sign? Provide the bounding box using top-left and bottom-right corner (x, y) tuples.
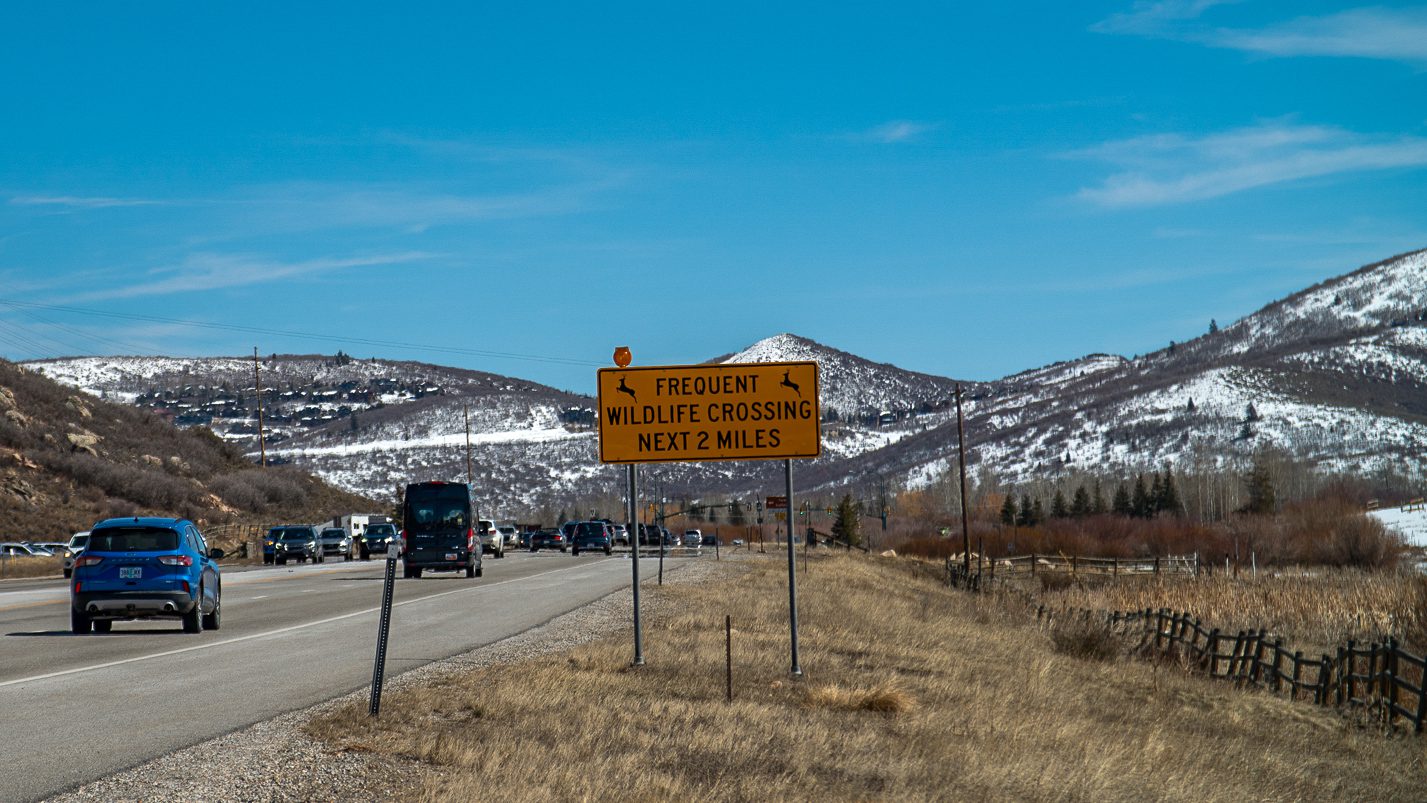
(597, 361), (820, 464)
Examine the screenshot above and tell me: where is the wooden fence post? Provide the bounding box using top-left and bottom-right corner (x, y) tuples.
(1290, 651), (1303, 700)
(1317, 655), (1332, 705)
(1346, 640), (1356, 703)
(1154, 556), (1160, 575)
(1206, 629), (1221, 675)
(1335, 647), (1346, 706)
(1386, 638), (1399, 724)
(1271, 640), (1284, 693)
(1250, 630), (1266, 685)
(1031, 554), (1037, 575)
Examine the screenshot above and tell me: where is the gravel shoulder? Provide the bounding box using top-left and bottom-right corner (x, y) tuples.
(45, 556), (737, 803)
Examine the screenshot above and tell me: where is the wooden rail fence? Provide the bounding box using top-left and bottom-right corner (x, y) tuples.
(1036, 605), (1427, 734)
(945, 552), (1199, 589)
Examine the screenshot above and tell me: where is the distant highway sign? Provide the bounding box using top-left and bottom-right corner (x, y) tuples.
(597, 361), (820, 464)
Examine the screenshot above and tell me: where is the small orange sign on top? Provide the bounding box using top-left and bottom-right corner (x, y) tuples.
(596, 361), (820, 464)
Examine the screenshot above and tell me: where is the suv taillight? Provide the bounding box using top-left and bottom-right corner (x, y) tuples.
(76, 555), (104, 568)
(158, 555), (193, 567)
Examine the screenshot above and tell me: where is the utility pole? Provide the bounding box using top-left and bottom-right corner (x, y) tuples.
(463, 403), (473, 486)
(253, 347), (267, 468)
(956, 384), (970, 580)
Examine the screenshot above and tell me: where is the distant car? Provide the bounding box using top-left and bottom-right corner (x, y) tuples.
(69, 517), (223, 634)
(264, 524), (319, 565)
(731, 539), (745, 546)
(31, 541), (72, 557)
(611, 524), (629, 545)
(519, 530), (535, 549)
(477, 518), (504, 559)
(570, 522), (612, 556)
(530, 529), (568, 552)
(1, 542), (51, 557)
(318, 527), (353, 560)
(636, 523), (660, 546)
(683, 529), (702, 547)
(63, 531), (91, 578)
(273, 527), (321, 564)
(497, 525), (519, 550)
(702, 533), (717, 547)
(359, 523), (399, 560)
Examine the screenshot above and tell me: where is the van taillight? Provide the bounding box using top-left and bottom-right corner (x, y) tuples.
(467, 527), (475, 551)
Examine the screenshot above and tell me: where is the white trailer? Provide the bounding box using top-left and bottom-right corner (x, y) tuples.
(340, 514), (386, 539)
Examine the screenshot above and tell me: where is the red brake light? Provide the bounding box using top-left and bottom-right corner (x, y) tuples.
(73, 581), (81, 593)
(467, 527), (476, 550)
(158, 555), (193, 567)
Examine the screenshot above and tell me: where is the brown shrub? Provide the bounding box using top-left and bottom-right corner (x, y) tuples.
(1049, 617), (1121, 661)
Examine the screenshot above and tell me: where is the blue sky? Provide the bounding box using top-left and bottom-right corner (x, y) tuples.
(2, 1), (1425, 392)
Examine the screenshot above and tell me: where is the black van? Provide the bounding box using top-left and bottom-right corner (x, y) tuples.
(401, 481), (483, 579)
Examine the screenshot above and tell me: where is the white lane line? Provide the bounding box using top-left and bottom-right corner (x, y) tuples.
(0, 562), (616, 689)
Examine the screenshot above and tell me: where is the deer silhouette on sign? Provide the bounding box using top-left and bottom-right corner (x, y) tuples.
(617, 377), (637, 403)
(780, 370), (801, 398)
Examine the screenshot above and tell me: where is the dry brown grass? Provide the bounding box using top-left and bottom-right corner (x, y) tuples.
(307, 553), (1425, 802)
(1035, 569), (1427, 655)
(0, 555), (63, 579)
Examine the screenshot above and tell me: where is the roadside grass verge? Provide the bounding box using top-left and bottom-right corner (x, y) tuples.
(1032, 569), (1427, 655)
(0, 556), (63, 580)
(307, 554), (1424, 801)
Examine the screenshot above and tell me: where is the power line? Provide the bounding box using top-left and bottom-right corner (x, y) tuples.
(0, 299), (604, 367)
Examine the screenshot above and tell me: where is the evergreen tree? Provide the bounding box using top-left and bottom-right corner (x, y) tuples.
(1051, 489), (1069, 519)
(1000, 493), (1018, 526)
(707, 503), (720, 524)
(688, 501), (704, 521)
(1187, 397), (1196, 412)
(1209, 319), (1219, 334)
(728, 500), (747, 527)
(1168, 340), (1176, 354)
(1032, 498), (1046, 525)
(1158, 466), (1182, 516)
(1131, 475), (1151, 518)
(1071, 485), (1091, 518)
(831, 493), (861, 546)
(1092, 480), (1108, 515)
(1149, 473), (1164, 512)
(1111, 483), (1132, 516)
(1017, 494), (1035, 527)
(1242, 458), (1276, 515)
(1245, 403), (1260, 422)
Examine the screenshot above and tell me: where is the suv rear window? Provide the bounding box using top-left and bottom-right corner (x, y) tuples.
(89, 528), (179, 552)
(367, 524), (397, 536)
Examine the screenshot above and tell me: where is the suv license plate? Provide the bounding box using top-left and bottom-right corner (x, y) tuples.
(445, 553), (458, 561)
(119, 567), (142, 579)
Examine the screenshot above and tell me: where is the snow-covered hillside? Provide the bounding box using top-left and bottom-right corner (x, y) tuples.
(22, 249), (1427, 508)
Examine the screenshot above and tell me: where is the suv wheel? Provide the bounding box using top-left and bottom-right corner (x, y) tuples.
(411, 567), (423, 579)
(604, 546), (612, 555)
(182, 600), (202, 634)
(465, 564), (475, 578)
(203, 599), (221, 631)
(71, 609), (92, 634)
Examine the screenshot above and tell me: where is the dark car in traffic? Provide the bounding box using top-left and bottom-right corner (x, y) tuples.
(360, 523), (399, 560)
(70, 517), (223, 634)
(274, 526), (321, 564)
(402, 481), (481, 579)
(529, 529), (567, 552)
(571, 521), (612, 556)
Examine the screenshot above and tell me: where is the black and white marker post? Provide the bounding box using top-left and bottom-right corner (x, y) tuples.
(368, 541), (399, 716)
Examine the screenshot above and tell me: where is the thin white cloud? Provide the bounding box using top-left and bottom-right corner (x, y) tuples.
(1094, 3), (1427, 65)
(1070, 122), (1427, 207)
(1208, 8), (1427, 63)
(1091, 0), (1237, 36)
(10, 195), (166, 209)
(73, 251), (436, 302)
(850, 120), (938, 144)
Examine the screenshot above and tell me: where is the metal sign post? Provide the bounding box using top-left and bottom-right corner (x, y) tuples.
(786, 458), (802, 677)
(368, 542), (399, 716)
(628, 464), (644, 666)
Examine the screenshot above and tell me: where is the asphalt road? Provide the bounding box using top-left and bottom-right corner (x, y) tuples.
(0, 551), (667, 803)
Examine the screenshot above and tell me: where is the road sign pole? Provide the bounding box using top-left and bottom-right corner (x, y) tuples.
(628, 464), (644, 666)
(786, 458), (802, 677)
(368, 543), (399, 716)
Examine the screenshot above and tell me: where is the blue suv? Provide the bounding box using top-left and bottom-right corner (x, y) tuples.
(70, 517), (224, 634)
